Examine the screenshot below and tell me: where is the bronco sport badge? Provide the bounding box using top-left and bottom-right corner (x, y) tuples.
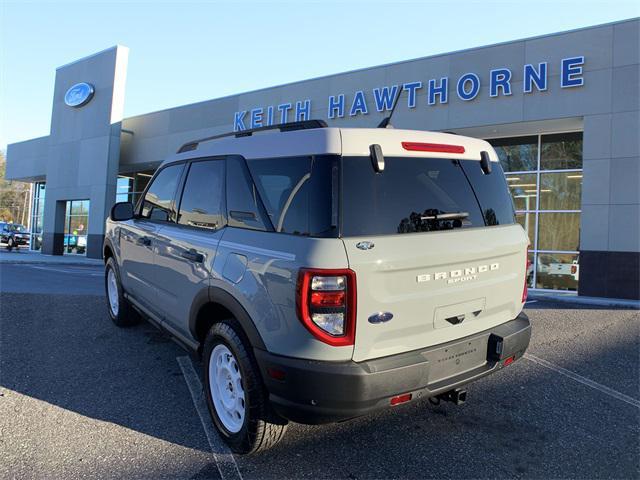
(416, 263), (500, 285)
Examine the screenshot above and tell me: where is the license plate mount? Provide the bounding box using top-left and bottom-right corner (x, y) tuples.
(428, 337), (487, 384)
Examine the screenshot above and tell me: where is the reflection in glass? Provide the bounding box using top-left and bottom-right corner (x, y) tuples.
(64, 199), (90, 255)
(507, 173), (538, 211)
(536, 253), (579, 291)
(539, 172), (582, 210)
(486, 132), (583, 293)
(537, 213), (580, 251)
(540, 132), (583, 170)
(489, 136), (538, 172)
(516, 212), (535, 247)
(30, 182), (46, 251)
(527, 252), (535, 288)
(116, 171), (154, 205)
(117, 176), (134, 203)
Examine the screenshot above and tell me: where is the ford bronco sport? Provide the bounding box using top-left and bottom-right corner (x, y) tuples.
(104, 120), (531, 454)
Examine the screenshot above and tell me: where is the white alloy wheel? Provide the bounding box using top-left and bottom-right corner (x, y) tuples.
(209, 344), (246, 433)
(107, 267), (119, 317)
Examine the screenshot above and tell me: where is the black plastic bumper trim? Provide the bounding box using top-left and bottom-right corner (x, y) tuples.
(255, 312), (531, 424)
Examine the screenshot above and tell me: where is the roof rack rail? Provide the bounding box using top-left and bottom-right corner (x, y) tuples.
(177, 119), (328, 153)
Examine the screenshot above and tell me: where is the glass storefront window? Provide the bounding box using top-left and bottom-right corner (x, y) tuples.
(64, 200), (89, 255)
(30, 182), (45, 250)
(516, 212), (535, 247)
(538, 172), (582, 210)
(535, 253), (580, 291)
(489, 136), (538, 172)
(537, 212), (581, 251)
(486, 131), (582, 292)
(117, 171), (154, 206)
(117, 176), (133, 203)
(507, 173), (538, 211)
(527, 251), (535, 288)
(540, 132), (583, 170)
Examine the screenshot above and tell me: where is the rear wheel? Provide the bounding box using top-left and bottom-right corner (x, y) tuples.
(6, 238), (14, 251)
(105, 257), (140, 327)
(203, 321), (287, 454)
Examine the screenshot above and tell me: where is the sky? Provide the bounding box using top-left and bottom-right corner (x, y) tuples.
(1, 0), (638, 150)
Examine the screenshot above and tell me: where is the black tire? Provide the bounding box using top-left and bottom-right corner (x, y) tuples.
(203, 320), (287, 454)
(105, 257), (140, 327)
(6, 238), (14, 251)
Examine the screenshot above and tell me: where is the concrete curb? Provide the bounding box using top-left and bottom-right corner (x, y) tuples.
(0, 252), (102, 267)
(528, 291), (640, 309)
(0, 260), (103, 267)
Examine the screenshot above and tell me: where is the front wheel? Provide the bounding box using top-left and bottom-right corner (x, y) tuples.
(6, 238), (14, 251)
(105, 257), (140, 327)
(203, 321), (287, 454)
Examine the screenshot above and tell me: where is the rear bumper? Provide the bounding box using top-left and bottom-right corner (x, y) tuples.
(255, 312), (531, 424)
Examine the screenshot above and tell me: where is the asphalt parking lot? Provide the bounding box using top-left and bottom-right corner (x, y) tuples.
(0, 262), (638, 479)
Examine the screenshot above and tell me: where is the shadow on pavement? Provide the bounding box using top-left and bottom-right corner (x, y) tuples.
(0, 292), (210, 453)
(1, 291), (638, 479)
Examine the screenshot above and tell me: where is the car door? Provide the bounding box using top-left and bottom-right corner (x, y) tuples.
(119, 162), (185, 311)
(153, 158), (226, 339)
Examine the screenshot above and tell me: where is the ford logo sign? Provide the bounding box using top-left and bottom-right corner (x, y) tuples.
(64, 82), (95, 108)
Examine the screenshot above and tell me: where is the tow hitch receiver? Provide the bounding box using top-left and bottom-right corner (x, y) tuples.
(437, 388), (468, 405)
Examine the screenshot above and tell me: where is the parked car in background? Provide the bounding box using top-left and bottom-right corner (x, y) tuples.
(0, 223), (30, 251)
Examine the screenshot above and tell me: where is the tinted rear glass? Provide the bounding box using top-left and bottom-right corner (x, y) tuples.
(341, 156), (514, 236)
(246, 155), (337, 237)
(458, 160), (515, 226)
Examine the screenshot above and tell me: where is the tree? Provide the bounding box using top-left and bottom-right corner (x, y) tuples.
(0, 151), (31, 225)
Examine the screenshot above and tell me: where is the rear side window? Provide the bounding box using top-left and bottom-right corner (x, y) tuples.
(341, 156), (513, 236)
(459, 160), (515, 226)
(246, 156), (337, 237)
(177, 160), (225, 230)
(226, 156), (271, 231)
(140, 163), (184, 222)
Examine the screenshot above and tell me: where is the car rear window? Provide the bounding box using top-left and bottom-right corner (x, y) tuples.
(246, 155), (338, 237)
(458, 159), (515, 226)
(341, 156), (514, 237)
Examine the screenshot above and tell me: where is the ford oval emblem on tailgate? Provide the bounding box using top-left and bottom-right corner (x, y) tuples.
(368, 312), (394, 324)
(356, 241), (375, 250)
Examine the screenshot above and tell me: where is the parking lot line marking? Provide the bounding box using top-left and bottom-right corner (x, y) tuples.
(177, 356), (243, 480)
(28, 265), (102, 276)
(524, 354), (640, 408)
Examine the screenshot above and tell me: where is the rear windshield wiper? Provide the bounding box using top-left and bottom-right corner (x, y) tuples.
(420, 211), (469, 221)
(398, 210), (470, 234)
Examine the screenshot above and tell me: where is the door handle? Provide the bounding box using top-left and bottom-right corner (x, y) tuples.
(181, 249), (204, 263)
(137, 236), (152, 246)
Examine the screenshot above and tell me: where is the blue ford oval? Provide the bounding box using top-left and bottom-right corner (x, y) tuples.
(64, 82), (95, 108)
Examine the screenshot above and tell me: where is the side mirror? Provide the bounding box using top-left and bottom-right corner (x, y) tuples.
(110, 202), (134, 221)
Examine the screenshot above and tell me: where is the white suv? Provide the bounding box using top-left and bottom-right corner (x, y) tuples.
(104, 120), (531, 453)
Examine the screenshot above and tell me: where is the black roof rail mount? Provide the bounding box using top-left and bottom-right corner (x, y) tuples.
(177, 119), (328, 153)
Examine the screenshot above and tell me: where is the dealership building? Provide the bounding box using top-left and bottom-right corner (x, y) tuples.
(5, 18), (639, 299)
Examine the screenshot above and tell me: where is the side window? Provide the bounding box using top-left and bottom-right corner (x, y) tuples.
(140, 164), (184, 222)
(226, 156), (271, 231)
(177, 160), (225, 230)
(246, 156), (336, 237)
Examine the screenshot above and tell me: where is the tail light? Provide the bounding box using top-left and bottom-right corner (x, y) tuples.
(522, 251), (530, 303)
(296, 268), (357, 346)
(570, 265), (577, 275)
